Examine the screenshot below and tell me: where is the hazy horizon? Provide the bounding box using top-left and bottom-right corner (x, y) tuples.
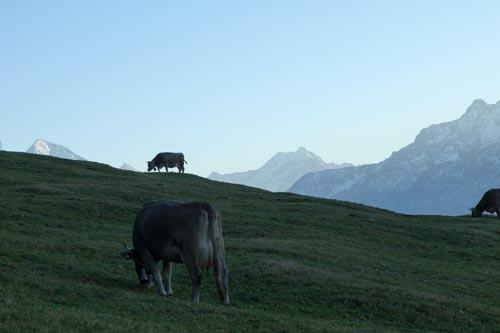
(2, 2), (500, 177)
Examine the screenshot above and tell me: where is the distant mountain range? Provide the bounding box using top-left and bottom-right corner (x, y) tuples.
(289, 99), (500, 216)
(26, 139), (86, 161)
(209, 147), (353, 192)
(25, 139), (141, 171)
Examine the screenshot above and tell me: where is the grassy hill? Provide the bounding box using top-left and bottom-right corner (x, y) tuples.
(0, 151), (499, 332)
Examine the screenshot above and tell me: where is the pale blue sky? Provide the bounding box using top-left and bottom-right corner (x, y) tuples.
(1, 1), (499, 176)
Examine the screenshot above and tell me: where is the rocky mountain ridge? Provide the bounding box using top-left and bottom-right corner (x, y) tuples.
(289, 99), (500, 215)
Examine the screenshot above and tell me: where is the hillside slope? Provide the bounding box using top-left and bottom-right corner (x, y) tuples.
(0, 152), (499, 332)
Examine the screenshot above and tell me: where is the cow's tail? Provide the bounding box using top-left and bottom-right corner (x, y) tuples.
(203, 203), (229, 304)
(184, 160), (188, 164)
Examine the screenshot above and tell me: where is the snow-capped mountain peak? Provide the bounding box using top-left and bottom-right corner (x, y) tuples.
(290, 99), (500, 215)
(30, 139), (51, 155)
(297, 147), (326, 163)
(209, 147), (352, 192)
(413, 99), (500, 148)
(120, 163), (138, 172)
(26, 139), (85, 161)
(261, 147), (327, 171)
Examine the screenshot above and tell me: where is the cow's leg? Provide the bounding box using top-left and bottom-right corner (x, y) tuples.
(135, 261), (152, 288)
(214, 258), (230, 305)
(184, 259), (202, 302)
(162, 261), (174, 296)
(190, 266), (202, 303)
(140, 250), (167, 296)
(496, 208), (500, 219)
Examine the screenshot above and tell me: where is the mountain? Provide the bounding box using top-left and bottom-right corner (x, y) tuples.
(26, 139), (86, 161)
(120, 163), (138, 172)
(209, 147), (352, 192)
(290, 99), (500, 216)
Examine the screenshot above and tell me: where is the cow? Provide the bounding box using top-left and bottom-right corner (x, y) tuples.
(119, 201), (230, 304)
(147, 152), (187, 173)
(471, 189), (500, 218)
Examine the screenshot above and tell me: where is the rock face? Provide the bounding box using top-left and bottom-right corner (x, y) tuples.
(289, 99), (500, 216)
(209, 147), (352, 192)
(26, 139), (86, 161)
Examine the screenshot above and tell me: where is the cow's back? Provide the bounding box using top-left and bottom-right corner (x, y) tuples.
(479, 189), (500, 203)
(154, 152), (173, 164)
(133, 202), (210, 259)
(491, 189), (500, 199)
(154, 152), (183, 163)
(486, 189), (500, 206)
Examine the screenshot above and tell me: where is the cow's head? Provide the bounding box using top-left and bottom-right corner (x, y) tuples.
(119, 244), (152, 287)
(470, 207), (482, 218)
(146, 161), (155, 172)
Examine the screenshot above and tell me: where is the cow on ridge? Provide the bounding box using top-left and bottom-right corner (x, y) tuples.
(119, 200), (230, 304)
(147, 152), (187, 173)
(471, 189), (500, 218)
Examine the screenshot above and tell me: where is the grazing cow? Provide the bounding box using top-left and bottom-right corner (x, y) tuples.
(119, 201), (230, 304)
(471, 189), (500, 218)
(147, 152), (187, 173)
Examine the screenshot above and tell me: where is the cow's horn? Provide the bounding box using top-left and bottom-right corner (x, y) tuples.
(118, 245), (134, 260)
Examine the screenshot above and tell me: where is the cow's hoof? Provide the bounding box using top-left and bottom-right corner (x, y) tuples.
(140, 280), (153, 288)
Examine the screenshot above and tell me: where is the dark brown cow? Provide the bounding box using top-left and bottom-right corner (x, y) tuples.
(119, 201), (229, 304)
(471, 189), (500, 218)
(147, 152), (187, 173)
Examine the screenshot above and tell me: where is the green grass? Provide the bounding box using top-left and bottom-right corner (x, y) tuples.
(0, 151), (499, 332)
